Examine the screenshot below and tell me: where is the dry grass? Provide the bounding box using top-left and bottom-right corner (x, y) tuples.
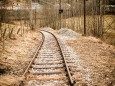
(68, 36), (115, 85)
(0, 30), (41, 85)
(0, 21), (30, 39)
(0, 75), (23, 86)
(103, 29), (115, 45)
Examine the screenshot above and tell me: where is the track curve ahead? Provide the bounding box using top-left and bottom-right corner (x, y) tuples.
(24, 31), (75, 86)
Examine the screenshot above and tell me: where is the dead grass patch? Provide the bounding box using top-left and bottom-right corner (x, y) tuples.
(0, 30), (41, 85)
(67, 36), (115, 85)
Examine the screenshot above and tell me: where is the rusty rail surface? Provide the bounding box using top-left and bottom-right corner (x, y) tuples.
(42, 30), (74, 86)
(23, 30), (74, 86)
(23, 31), (45, 77)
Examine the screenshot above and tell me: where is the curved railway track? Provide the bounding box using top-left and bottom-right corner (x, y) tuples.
(23, 31), (76, 86)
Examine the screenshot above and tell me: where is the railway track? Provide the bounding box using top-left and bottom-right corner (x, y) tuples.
(23, 31), (79, 86)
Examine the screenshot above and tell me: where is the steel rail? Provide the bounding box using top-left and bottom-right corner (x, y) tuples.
(23, 31), (45, 78)
(23, 30), (74, 86)
(41, 30), (74, 86)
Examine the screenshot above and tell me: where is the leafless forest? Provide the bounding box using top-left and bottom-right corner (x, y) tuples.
(0, 0), (115, 86)
(0, 0), (115, 50)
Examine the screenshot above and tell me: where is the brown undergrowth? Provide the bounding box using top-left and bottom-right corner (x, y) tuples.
(67, 36), (115, 86)
(0, 30), (41, 86)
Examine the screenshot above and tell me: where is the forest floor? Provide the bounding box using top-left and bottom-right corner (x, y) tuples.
(67, 34), (115, 86)
(0, 30), (41, 86)
(0, 28), (115, 86)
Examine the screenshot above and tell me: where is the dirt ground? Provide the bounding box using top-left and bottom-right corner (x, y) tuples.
(0, 30), (41, 86)
(67, 35), (115, 86)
